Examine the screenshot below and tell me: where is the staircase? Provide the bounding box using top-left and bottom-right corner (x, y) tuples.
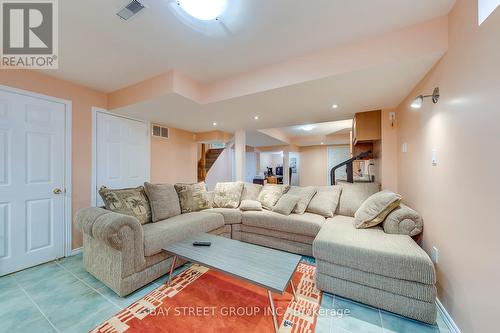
(198, 144), (225, 182)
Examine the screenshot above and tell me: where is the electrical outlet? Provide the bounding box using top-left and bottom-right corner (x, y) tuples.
(431, 246), (439, 264)
(402, 143), (408, 153)
(432, 149), (438, 166)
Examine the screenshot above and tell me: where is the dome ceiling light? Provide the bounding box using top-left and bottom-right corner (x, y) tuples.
(177, 0), (228, 21)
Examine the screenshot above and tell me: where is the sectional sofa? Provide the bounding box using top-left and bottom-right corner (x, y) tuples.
(75, 181), (436, 324)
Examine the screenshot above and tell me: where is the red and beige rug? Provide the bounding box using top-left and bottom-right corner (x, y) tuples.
(91, 262), (322, 333)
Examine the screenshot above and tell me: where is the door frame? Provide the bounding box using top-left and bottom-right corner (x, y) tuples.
(0, 84), (73, 258)
(91, 107), (151, 207)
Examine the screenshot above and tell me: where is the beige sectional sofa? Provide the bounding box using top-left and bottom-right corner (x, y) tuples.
(75, 181), (436, 324)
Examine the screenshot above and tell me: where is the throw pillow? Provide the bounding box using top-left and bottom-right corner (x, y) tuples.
(240, 182), (263, 201)
(213, 182), (244, 208)
(272, 194), (301, 215)
(287, 186), (317, 214)
(382, 203), (424, 237)
(258, 184), (289, 210)
(337, 182), (380, 217)
(144, 182), (181, 222)
(306, 186), (342, 218)
(174, 182), (211, 213)
(98, 186), (152, 225)
(354, 190), (402, 229)
(239, 200), (263, 211)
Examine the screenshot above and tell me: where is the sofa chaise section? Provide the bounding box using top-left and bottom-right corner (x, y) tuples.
(313, 215), (436, 323)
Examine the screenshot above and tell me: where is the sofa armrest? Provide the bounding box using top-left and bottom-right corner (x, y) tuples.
(382, 204), (423, 237)
(75, 207), (144, 252)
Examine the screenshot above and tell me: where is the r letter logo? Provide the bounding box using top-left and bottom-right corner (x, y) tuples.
(1, 0), (58, 69)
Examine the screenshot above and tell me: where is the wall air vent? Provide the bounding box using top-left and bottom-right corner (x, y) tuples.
(152, 124), (169, 139)
(116, 0), (146, 21)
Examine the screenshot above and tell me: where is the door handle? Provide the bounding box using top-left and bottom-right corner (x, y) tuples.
(53, 188), (63, 195)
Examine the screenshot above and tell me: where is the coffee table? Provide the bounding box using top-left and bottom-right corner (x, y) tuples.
(163, 233), (302, 332)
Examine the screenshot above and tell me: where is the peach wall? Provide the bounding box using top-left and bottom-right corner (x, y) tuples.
(395, 1), (500, 332)
(0, 71), (108, 249)
(150, 127), (197, 184)
(299, 146), (328, 186)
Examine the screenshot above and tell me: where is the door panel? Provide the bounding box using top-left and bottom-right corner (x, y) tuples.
(0, 89), (66, 276)
(95, 112), (149, 206)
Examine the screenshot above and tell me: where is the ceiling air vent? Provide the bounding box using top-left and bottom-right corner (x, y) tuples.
(116, 0), (146, 21)
(152, 124), (169, 139)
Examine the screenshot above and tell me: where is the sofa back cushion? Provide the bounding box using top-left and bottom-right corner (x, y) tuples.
(287, 186), (317, 214)
(174, 182), (212, 213)
(213, 182), (244, 208)
(306, 185), (342, 218)
(336, 182), (380, 217)
(98, 186), (152, 224)
(257, 184), (289, 210)
(272, 194), (301, 215)
(354, 190), (401, 229)
(240, 182), (262, 201)
(144, 182), (181, 222)
(239, 200), (263, 211)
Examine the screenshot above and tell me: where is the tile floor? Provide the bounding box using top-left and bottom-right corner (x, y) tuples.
(0, 254), (451, 333)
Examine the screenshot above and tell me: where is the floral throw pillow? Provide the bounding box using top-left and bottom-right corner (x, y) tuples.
(174, 182), (212, 213)
(213, 182), (244, 208)
(98, 186), (152, 225)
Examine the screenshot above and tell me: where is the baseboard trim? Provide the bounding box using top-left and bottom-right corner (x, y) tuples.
(69, 247), (82, 256)
(436, 298), (461, 333)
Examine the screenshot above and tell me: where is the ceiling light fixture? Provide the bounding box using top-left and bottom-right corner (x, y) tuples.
(254, 116), (259, 120)
(320, 142), (324, 145)
(331, 104), (339, 109)
(212, 122), (217, 126)
(301, 125), (315, 131)
(177, 0), (227, 21)
(411, 87), (440, 109)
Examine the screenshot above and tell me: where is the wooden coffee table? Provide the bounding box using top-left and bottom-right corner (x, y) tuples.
(163, 233), (302, 332)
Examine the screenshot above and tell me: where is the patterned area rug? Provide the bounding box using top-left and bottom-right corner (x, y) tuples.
(91, 262), (322, 332)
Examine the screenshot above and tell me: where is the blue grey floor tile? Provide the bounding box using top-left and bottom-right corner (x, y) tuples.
(13, 261), (65, 288)
(330, 296), (383, 333)
(62, 303), (120, 333)
(381, 310), (440, 333)
(97, 281), (159, 309)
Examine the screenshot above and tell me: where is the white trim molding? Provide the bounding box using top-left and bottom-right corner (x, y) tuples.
(436, 298), (462, 333)
(0, 84), (73, 259)
(69, 247), (82, 256)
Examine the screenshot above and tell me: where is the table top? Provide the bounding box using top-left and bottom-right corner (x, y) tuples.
(163, 233), (302, 294)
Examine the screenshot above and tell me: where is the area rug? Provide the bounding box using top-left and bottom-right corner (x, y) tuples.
(91, 262), (322, 333)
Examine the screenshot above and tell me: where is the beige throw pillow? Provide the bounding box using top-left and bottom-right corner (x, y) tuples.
(287, 186), (317, 214)
(98, 186), (152, 225)
(241, 183), (263, 201)
(382, 203), (424, 237)
(144, 182), (181, 222)
(258, 184), (289, 210)
(239, 200), (263, 211)
(213, 182), (244, 208)
(306, 186), (342, 218)
(174, 182), (211, 213)
(354, 190), (402, 229)
(272, 194), (301, 215)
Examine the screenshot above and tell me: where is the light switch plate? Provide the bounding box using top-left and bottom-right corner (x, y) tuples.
(402, 143), (408, 153)
(431, 246), (439, 264)
(432, 149), (438, 166)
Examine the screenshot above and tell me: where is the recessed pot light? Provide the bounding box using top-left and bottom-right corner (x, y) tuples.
(254, 116), (259, 120)
(331, 104), (339, 109)
(300, 125), (315, 131)
(320, 142), (325, 145)
(212, 122), (217, 126)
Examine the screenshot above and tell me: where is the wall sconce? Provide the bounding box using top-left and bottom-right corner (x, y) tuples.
(411, 87), (440, 109)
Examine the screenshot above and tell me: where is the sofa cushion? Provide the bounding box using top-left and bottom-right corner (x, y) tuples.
(336, 182), (380, 217)
(242, 210), (325, 237)
(174, 182), (211, 213)
(257, 184), (289, 210)
(241, 182), (262, 201)
(306, 185), (342, 218)
(143, 212), (224, 256)
(354, 190), (401, 229)
(287, 186), (317, 214)
(272, 194), (301, 215)
(213, 182), (244, 208)
(383, 204), (424, 237)
(239, 200), (262, 211)
(144, 182), (181, 222)
(98, 186), (152, 225)
(204, 208), (242, 224)
(313, 215), (435, 284)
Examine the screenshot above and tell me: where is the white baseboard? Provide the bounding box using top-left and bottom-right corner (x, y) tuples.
(68, 247), (82, 256)
(436, 298), (461, 333)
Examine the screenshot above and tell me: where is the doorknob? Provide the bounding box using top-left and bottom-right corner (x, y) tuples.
(53, 188), (63, 194)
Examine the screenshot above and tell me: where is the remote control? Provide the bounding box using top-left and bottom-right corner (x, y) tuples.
(193, 241), (211, 246)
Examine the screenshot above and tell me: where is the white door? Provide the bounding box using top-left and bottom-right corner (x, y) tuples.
(327, 146), (351, 184)
(0, 89), (67, 276)
(94, 111), (149, 206)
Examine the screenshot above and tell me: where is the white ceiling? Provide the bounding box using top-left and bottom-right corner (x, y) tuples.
(116, 53), (442, 132)
(246, 130), (287, 147)
(278, 120), (353, 138)
(46, 0), (454, 92)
